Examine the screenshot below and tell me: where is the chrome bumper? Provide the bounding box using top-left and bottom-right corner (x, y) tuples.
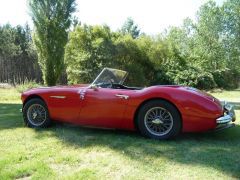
(216, 101), (236, 124)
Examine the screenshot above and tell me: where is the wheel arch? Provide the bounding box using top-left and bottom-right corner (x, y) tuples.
(23, 94), (46, 108)
(133, 98), (183, 131)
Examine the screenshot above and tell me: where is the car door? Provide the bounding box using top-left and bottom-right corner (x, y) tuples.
(77, 87), (131, 128)
(46, 88), (83, 123)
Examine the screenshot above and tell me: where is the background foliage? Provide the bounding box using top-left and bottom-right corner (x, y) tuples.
(1, 0), (240, 89)
(0, 24), (41, 84)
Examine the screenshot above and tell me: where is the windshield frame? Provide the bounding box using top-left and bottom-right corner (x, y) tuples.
(91, 68), (128, 86)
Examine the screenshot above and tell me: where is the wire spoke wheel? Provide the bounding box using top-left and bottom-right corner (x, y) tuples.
(144, 107), (173, 136)
(27, 104), (47, 126)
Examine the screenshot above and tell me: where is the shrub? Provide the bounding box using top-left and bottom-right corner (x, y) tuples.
(167, 68), (216, 89)
(151, 69), (173, 85)
(196, 72), (217, 90)
(213, 69), (240, 89)
(65, 25), (155, 87)
(65, 25), (117, 84)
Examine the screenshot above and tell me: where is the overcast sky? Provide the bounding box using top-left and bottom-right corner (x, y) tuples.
(0, 0), (225, 34)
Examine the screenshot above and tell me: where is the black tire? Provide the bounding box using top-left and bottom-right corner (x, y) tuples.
(137, 100), (181, 140)
(23, 98), (51, 128)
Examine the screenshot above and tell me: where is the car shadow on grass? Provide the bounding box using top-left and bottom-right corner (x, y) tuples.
(1, 103), (240, 178)
(39, 123), (240, 178)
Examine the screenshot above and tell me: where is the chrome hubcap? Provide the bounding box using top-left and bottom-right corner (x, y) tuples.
(27, 104), (47, 126)
(152, 118), (163, 125)
(144, 107), (173, 136)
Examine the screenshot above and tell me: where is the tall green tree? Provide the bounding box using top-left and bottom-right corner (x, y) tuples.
(28, 0), (76, 86)
(194, 1), (225, 71)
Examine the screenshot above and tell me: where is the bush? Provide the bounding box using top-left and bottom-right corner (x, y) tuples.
(213, 69), (240, 89)
(151, 69), (173, 85)
(196, 72), (217, 90)
(65, 25), (155, 87)
(114, 35), (155, 86)
(64, 24), (240, 90)
(167, 68), (216, 89)
(65, 25), (117, 84)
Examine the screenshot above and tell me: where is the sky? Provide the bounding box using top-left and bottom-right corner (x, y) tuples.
(0, 0), (225, 35)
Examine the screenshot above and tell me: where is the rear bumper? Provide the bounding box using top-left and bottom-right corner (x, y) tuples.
(215, 101), (236, 131)
(217, 101), (236, 124)
(215, 123), (235, 131)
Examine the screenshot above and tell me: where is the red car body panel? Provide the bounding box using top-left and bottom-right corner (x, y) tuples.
(21, 85), (223, 132)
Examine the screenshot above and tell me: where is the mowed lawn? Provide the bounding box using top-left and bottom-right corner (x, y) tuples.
(0, 88), (240, 179)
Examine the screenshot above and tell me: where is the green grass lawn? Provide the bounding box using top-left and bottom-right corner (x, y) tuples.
(0, 88), (240, 179)
(210, 89), (240, 102)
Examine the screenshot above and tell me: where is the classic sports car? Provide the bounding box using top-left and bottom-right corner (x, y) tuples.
(21, 68), (236, 139)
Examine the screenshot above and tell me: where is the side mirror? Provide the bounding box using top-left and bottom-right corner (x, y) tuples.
(90, 84), (98, 91)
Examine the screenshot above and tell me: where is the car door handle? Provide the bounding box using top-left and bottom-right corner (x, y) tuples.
(115, 94), (129, 99)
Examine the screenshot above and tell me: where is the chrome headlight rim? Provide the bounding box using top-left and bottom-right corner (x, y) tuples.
(222, 101), (234, 112)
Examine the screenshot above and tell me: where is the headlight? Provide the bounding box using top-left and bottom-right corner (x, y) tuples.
(221, 101), (233, 112)
(224, 102), (233, 112)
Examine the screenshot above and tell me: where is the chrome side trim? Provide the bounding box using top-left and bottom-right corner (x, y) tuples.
(50, 96), (66, 99)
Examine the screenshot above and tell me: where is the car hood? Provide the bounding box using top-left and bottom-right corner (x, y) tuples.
(23, 84), (89, 93)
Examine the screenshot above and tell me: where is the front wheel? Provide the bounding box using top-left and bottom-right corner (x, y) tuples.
(137, 100), (181, 140)
(23, 98), (51, 128)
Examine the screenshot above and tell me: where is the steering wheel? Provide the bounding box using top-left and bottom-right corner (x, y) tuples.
(108, 79), (114, 88)
(96, 82), (112, 88)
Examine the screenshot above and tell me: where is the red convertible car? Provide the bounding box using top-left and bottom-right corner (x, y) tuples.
(21, 68), (236, 139)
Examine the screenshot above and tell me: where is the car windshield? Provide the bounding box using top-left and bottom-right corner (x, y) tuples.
(92, 68), (128, 86)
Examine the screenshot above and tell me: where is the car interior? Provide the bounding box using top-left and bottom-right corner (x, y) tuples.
(96, 82), (143, 90)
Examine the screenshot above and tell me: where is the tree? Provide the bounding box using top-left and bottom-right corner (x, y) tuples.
(222, 0), (240, 71)
(114, 35), (155, 86)
(28, 0), (76, 86)
(65, 24), (154, 86)
(0, 24), (41, 84)
(121, 17), (140, 39)
(65, 25), (117, 84)
(194, 1), (225, 71)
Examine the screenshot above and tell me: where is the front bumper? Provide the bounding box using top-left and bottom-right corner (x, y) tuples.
(216, 101), (236, 124)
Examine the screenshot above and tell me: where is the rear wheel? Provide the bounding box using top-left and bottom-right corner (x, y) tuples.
(137, 100), (181, 140)
(23, 98), (51, 128)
